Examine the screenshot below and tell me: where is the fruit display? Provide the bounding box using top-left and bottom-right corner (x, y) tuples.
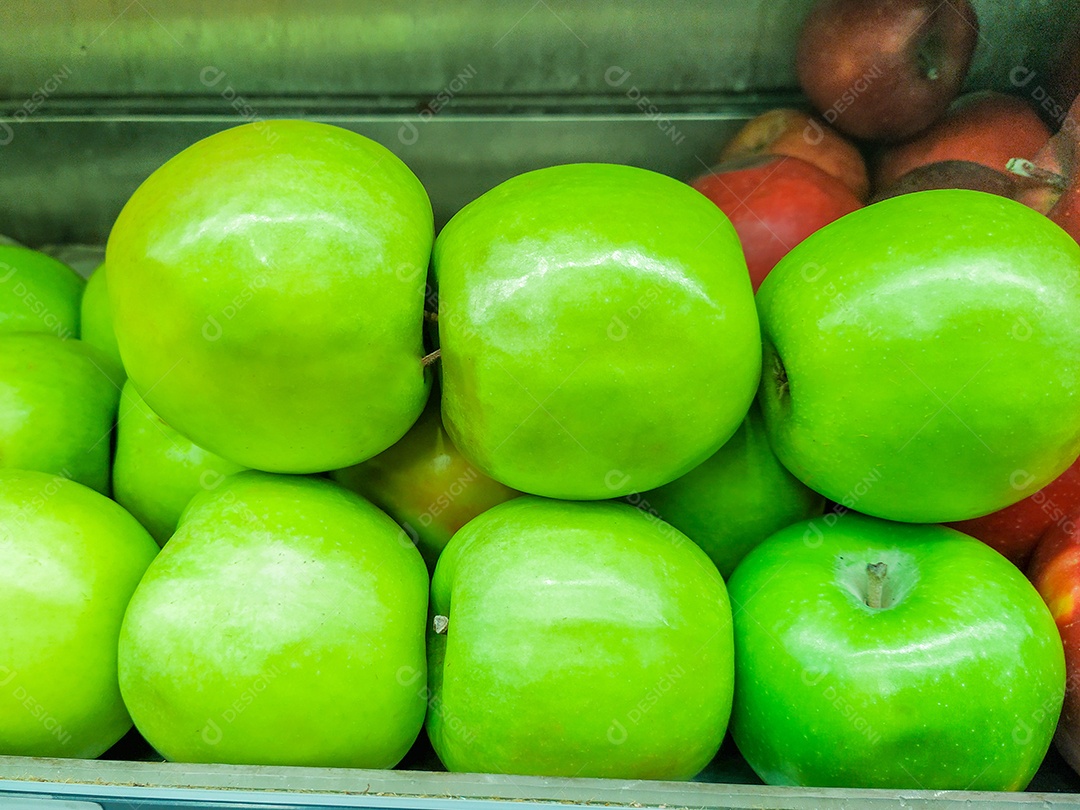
(4, 0), (1080, 802)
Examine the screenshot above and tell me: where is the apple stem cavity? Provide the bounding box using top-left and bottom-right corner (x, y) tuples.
(917, 31), (944, 82)
(866, 562), (888, 609)
(433, 614), (449, 634)
(1006, 158), (1069, 192)
(421, 348), (442, 368)
(772, 351), (789, 400)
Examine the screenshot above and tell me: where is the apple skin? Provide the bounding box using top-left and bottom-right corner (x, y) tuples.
(0, 245), (83, 338)
(435, 163), (760, 500)
(112, 381), (247, 546)
(79, 263), (124, 371)
(0, 333), (123, 493)
(870, 160), (1020, 203)
(106, 120), (433, 473)
(428, 496), (733, 779)
(118, 471), (428, 767)
(1029, 516), (1080, 776)
(729, 512), (1064, 790)
(874, 91), (1050, 191)
(331, 392), (519, 571)
(758, 189), (1080, 523)
(0, 469), (158, 758)
(691, 156), (862, 290)
(717, 109), (870, 200)
(796, 0), (979, 141)
(634, 403), (825, 578)
(947, 456), (1080, 567)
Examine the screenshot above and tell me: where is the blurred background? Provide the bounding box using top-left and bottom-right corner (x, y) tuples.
(0, 0), (1077, 245)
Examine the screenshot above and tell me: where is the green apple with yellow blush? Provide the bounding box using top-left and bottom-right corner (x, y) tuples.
(332, 392), (519, 570)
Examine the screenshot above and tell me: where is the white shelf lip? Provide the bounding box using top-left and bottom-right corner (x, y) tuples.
(0, 757), (1076, 809)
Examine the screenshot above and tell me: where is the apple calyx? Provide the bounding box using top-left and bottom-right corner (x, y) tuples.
(433, 614), (449, 634)
(771, 351), (789, 400)
(866, 562), (888, 609)
(421, 348), (442, 368)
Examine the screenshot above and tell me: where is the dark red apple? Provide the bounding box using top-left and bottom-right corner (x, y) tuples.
(1027, 517), (1080, 775)
(718, 109), (870, 201)
(870, 160), (1020, 203)
(947, 457), (1080, 568)
(875, 91), (1050, 190)
(691, 155), (862, 290)
(796, 0), (979, 142)
(1048, 26), (1080, 117)
(1011, 94), (1080, 243)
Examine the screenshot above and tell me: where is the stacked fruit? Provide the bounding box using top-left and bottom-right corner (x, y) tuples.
(2, 0), (1080, 794)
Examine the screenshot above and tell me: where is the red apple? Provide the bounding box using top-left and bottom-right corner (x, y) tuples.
(874, 91), (1050, 191)
(691, 155), (862, 290)
(796, 0), (979, 142)
(718, 109), (870, 201)
(870, 160), (1020, 203)
(1027, 517), (1080, 775)
(947, 457), (1080, 567)
(1011, 94), (1080, 242)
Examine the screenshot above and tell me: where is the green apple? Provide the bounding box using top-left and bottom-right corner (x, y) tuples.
(728, 511), (1065, 790)
(0, 245), (84, 338)
(428, 496), (733, 779)
(331, 392), (520, 570)
(106, 120), (434, 473)
(118, 471), (429, 767)
(0, 469), (157, 757)
(634, 403), (825, 578)
(0, 333), (123, 493)
(80, 263), (124, 371)
(758, 189), (1080, 523)
(434, 163), (760, 499)
(112, 381), (246, 545)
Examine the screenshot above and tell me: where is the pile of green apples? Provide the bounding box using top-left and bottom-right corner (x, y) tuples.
(3, 117), (1080, 793)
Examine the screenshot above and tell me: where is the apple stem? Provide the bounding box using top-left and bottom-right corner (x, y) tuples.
(421, 348), (441, 368)
(424, 310), (439, 323)
(433, 614), (449, 635)
(1006, 158), (1069, 192)
(866, 562), (887, 609)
